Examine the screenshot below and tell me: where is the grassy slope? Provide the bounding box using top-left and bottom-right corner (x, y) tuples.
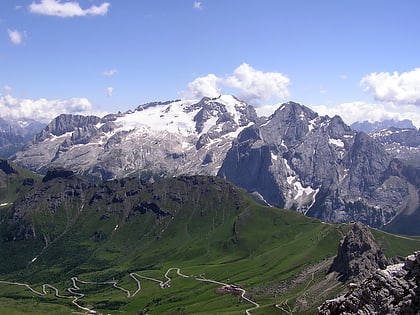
(0, 175), (419, 315)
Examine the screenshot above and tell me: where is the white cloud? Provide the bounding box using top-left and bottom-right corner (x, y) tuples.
(361, 68), (420, 106)
(106, 87), (113, 97)
(224, 63), (290, 103)
(102, 69), (117, 76)
(0, 94), (104, 123)
(183, 63), (290, 105)
(193, 2), (202, 10)
(184, 74), (221, 99)
(29, 0), (110, 18)
(7, 29), (24, 45)
(3, 85), (12, 92)
(309, 101), (420, 128)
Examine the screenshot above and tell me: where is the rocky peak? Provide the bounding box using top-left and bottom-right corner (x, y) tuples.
(318, 251), (420, 315)
(193, 95), (257, 134)
(271, 101), (318, 122)
(328, 222), (388, 282)
(0, 159), (18, 175)
(34, 114), (102, 143)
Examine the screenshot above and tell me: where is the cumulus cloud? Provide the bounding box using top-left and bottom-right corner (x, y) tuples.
(102, 69), (117, 76)
(0, 94), (102, 123)
(310, 101), (420, 128)
(361, 68), (420, 106)
(193, 2), (203, 10)
(7, 29), (24, 45)
(29, 0), (110, 18)
(184, 74), (221, 99)
(183, 63), (290, 104)
(106, 87), (113, 97)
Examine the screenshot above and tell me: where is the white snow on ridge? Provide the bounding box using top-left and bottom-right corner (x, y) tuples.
(328, 138), (344, 148)
(114, 99), (199, 136)
(112, 95), (250, 137)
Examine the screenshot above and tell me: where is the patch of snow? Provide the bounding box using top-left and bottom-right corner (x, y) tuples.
(271, 152), (278, 161)
(280, 140), (287, 149)
(294, 181), (316, 200)
(283, 158), (293, 176)
(260, 119), (270, 127)
(48, 131), (73, 141)
(286, 175), (295, 185)
(0, 203), (10, 207)
(308, 118), (317, 132)
(18, 120), (29, 128)
(114, 99), (199, 136)
(31, 256), (38, 263)
(329, 138), (344, 148)
(114, 224), (119, 231)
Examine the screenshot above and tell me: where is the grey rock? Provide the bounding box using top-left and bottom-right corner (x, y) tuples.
(219, 102), (419, 228)
(328, 222), (388, 282)
(369, 127), (420, 164)
(318, 251), (420, 315)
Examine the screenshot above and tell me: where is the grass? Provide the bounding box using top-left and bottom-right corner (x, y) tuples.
(0, 175), (419, 314)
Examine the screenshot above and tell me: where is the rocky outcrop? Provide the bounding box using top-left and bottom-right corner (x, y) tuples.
(219, 102), (419, 229)
(33, 114), (102, 143)
(0, 159), (18, 175)
(328, 223), (388, 282)
(42, 167), (74, 182)
(318, 251), (420, 315)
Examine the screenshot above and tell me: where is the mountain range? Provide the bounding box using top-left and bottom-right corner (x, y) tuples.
(7, 95), (419, 235)
(1, 160), (419, 314)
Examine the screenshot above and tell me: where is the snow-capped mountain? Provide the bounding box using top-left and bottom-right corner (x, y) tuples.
(0, 117), (45, 158)
(11, 96), (419, 231)
(12, 95), (258, 179)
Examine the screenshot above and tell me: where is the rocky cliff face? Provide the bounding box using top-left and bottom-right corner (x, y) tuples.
(218, 102), (419, 228)
(318, 251), (420, 315)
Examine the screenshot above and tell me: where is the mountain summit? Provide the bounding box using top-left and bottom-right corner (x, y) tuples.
(11, 97), (420, 232)
(13, 95), (258, 179)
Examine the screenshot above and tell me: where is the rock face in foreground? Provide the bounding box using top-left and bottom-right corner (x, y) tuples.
(318, 251), (420, 315)
(328, 222), (388, 282)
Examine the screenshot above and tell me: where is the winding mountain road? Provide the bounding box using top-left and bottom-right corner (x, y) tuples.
(0, 267), (259, 314)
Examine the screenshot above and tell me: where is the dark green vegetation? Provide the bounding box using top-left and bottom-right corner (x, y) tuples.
(0, 165), (419, 314)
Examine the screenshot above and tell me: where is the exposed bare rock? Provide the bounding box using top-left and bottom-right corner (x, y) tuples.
(42, 167), (74, 182)
(318, 251), (420, 315)
(328, 223), (388, 282)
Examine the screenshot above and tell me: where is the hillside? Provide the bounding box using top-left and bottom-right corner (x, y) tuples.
(1, 171), (419, 314)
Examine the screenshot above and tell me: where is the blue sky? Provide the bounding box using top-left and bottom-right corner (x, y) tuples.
(1, 0), (419, 126)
